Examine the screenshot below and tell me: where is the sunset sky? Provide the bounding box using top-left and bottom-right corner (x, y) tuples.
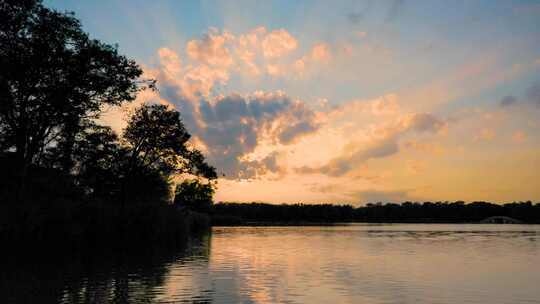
(46, 0), (540, 204)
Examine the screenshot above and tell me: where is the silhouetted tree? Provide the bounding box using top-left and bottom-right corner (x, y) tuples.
(174, 179), (215, 213)
(0, 0), (153, 201)
(42, 122), (124, 198)
(0, 1), (218, 249)
(121, 104), (217, 206)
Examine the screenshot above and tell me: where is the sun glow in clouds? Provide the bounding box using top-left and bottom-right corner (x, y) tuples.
(48, 0), (540, 204)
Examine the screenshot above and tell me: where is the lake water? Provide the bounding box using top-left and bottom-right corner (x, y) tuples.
(3, 224), (540, 303)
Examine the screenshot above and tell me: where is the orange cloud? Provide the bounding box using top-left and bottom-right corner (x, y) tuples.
(309, 43), (331, 62)
(296, 112), (447, 176)
(157, 47), (182, 79)
(186, 28), (234, 67)
(261, 29), (298, 58)
(179, 27), (333, 80)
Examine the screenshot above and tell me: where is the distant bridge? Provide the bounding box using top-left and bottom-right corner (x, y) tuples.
(480, 216), (522, 224)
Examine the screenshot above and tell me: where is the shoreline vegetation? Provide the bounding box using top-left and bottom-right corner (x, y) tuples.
(3, 199), (539, 251)
(210, 201), (540, 225)
(0, 1), (216, 249)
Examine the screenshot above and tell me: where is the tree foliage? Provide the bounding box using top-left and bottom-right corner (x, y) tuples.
(122, 104), (216, 179)
(174, 179), (215, 213)
(120, 104), (217, 206)
(0, 0), (152, 199)
(0, 0), (217, 207)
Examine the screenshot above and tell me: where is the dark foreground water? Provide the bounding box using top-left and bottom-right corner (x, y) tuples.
(2, 224), (540, 304)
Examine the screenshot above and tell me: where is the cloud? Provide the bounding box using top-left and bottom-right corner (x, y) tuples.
(182, 64), (229, 98)
(399, 112), (447, 133)
(226, 151), (287, 180)
(329, 94), (400, 117)
(297, 112), (447, 176)
(261, 29), (298, 58)
(144, 35), (346, 180)
(153, 48), (229, 100)
(195, 92), (322, 179)
(186, 28), (234, 67)
(292, 43), (333, 76)
(499, 82), (540, 109)
(157, 48), (182, 79)
(152, 51), (322, 179)
(277, 120), (319, 144)
(500, 95), (518, 107)
(266, 63), (283, 76)
(234, 27), (266, 76)
(309, 43), (332, 62)
(299, 136), (399, 177)
(400, 53), (538, 110)
(299, 145), (386, 177)
(145, 46), (451, 182)
(179, 26), (331, 80)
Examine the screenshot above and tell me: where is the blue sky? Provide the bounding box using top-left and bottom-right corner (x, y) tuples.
(46, 0), (540, 203)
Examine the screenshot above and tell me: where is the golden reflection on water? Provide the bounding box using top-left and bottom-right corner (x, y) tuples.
(157, 224), (540, 304)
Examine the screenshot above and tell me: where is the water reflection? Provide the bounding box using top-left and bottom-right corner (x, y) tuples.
(0, 235), (213, 304)
(2, 224), (540, 303)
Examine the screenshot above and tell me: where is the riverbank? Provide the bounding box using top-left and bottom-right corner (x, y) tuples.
(0, 201), (210, 249)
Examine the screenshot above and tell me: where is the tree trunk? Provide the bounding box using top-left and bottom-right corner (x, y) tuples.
(14, 132), (28, 203)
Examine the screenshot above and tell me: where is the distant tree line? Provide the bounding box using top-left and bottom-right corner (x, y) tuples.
(212, 201), (540, 224)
